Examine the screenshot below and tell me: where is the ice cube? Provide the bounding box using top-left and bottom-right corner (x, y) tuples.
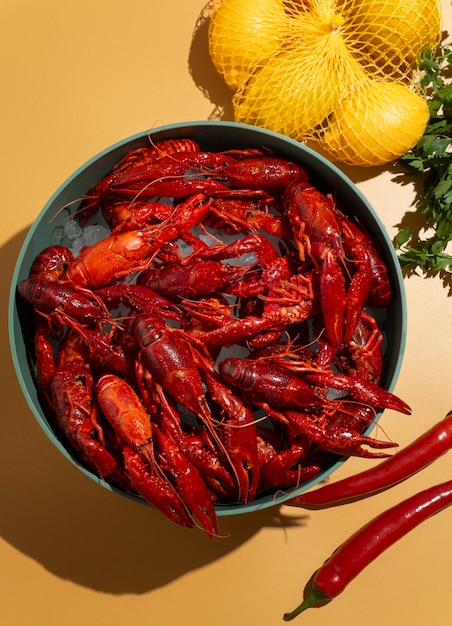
(63, 218), (83, 241)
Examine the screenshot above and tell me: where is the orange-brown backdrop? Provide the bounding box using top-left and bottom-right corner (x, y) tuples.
(1, 2), (452, 624)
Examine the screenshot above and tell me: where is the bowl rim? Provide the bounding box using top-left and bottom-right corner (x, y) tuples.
(8, 120), (407, 516)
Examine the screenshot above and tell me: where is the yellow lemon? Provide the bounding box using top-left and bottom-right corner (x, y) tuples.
(208, 0), (290, 90)
(320, 79), (430, 166)
(345, 0), (442, 78)
(233, 49), (338, 139)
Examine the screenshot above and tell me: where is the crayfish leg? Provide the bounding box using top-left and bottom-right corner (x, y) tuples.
(156, 384), (237, 501)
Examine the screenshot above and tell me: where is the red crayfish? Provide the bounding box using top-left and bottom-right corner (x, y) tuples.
(17, 137), (409, 536)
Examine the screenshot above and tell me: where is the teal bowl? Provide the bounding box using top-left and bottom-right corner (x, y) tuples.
(8, 121), (407, 517)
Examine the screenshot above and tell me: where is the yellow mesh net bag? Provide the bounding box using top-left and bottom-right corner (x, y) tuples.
(208, 0), (442, 166)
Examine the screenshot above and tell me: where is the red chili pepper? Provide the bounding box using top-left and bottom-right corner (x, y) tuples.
(283, 479), (452, 620)
(286, 411), (452, 509)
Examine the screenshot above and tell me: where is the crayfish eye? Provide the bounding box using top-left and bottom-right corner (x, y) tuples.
(219, 358), (251, 388)
(134, 315), (164, 347)
(147, 327), (163, 345)
(218, 358), (237, 380)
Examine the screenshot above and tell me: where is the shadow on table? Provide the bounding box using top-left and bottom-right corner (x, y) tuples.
(0, 228), (309, 595)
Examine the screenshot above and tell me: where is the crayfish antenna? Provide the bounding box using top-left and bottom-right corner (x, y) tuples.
(48, 195), (101, 226)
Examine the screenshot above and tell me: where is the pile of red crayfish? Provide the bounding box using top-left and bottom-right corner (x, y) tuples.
(16, 137), (411, 537)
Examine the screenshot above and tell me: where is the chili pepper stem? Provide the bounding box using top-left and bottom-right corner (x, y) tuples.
(283, 582), (330, 621)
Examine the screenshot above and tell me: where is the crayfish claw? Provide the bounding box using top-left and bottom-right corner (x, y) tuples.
(316, 429), (398, 459)
(284, 411), (398, 459)
(123, 447), (195, 529)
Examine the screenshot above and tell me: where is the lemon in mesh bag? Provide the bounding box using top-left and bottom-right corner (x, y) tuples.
(208, 0), (292, 90)
(208, 0), (442, 166)
(347, 0), (443, 79)
(233, 11), (367, 138)
(321, 78), (430, 166)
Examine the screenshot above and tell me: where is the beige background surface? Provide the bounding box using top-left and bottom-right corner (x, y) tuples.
(2, 1), (452, 625)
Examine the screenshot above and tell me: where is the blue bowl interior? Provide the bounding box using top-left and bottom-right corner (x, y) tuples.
(8, 121), (407, 516)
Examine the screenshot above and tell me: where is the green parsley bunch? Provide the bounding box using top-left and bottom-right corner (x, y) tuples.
(394, 46), (452, 274)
